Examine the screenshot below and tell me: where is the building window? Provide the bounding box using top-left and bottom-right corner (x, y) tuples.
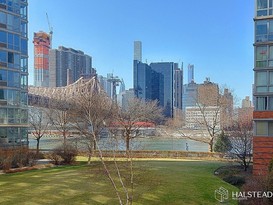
(0, 31), (7, 44)
(256, 121), (268, 135)
(0, 127), (7, 139)
(256, 97), (268, 110)
(0, 108), (7, 124)
(0, 50), (7, 62)
(20, 56), (27, 72)
(256, 121), (273, 136)
(257, 0), (273, 16)
(21, 38), (27, 55)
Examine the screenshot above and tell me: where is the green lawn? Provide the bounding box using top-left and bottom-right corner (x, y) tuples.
(0, 159), (238, 205)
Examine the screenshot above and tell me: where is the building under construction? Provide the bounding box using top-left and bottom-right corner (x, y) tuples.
(33, 31), (51, 87)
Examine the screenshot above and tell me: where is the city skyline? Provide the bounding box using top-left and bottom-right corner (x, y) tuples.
(28, 0), (254, 102)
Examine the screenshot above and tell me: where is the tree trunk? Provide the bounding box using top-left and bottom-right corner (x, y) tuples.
(209, 138), (214, 152)
(126, 136), (130, 152)
(93, 139), (97, 150)
(36, 138), (40, 156)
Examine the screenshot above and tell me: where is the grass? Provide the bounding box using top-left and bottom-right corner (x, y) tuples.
(0, 159), (238, 205)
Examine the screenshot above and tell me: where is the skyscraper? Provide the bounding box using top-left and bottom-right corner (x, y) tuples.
(134, 41), (142, 62)
(150, 62), (174, 118)
(33, 31), (50, 87)
(188, 64), (194, 84)
(0, 0), (28, 146)
(133, 42), (177, 117)
(174, 63), (183, 111)
(49, 46), (93, 87)
(133, 60), (151, 100)
(253, 0), (273, 175)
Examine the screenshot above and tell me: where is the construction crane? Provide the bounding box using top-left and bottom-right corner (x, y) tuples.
(46, 12), (53, 48)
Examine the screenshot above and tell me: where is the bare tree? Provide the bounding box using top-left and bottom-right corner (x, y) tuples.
(169, 84), (234, 152)
(72, 90), (115, 163)
(112, 98), (163, 152)
(28, 107), (50, 155)
(225, 110), (253, 171)
(47, 98), (74, 147)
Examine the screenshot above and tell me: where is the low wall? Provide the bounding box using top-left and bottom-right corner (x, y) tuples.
(89, 150), (224, 160)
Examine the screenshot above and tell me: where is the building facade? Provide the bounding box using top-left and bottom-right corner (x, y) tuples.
(33, 31), (50, 87)
(242, 96), (252, 108)
(185, 106), (221, 130)
(133, 60), (174, 118)
(253, 0), (273, 175)
(150, 62), (174, 117)
(134, 41), (142, 62)
(174, 63), (183, 111)
(49, 46), (93, 87)
(133, 60), (152, 100)
(0, 0), (28, 146)
(182, 82), (198, 111)
(188, 64), (194, 84)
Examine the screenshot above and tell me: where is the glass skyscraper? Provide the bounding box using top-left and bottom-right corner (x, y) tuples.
(253, 0), (273, 175)
(133, 60), (174, 118)
(0, 0), (28, 146)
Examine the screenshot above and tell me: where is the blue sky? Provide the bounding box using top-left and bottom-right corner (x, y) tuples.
(28, 0), (254, 103)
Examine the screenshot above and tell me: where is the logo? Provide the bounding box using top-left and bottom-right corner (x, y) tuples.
(215, 187), (228, 202)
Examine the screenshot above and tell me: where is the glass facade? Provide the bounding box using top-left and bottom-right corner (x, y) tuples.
(0, 0), (28, 146)
(133, 60), (174, 118)
(254, 0), (273, 114)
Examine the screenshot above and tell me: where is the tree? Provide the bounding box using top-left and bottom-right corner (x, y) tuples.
(169, 84), (234, 152)
(28, 107), (50, 155)
(112, 98), (163, 152)
(47, 98), (73, 147)
(72, 89), (114, 164)
(225, 115), (253, 171)
(214, 131), (232, 153)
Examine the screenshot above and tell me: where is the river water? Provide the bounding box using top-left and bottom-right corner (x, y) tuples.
(29, 136), (209, 152)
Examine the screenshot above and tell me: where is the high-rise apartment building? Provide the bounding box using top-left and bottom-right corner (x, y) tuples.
(134, 41), (142, 62)
(33, 31), (50, 87)
(49, 46), (93, 87)
(188, 64), (194, 84)
(253, 0), (273, 175)
(242, 96), (252, 108)
(0, 0), (28, 146)
(197, 78), (219, 106)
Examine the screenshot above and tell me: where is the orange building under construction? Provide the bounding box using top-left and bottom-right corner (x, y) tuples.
(33, 31), (51, 87)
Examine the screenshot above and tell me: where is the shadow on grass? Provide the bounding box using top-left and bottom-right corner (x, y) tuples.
(0, 160), (238, 205)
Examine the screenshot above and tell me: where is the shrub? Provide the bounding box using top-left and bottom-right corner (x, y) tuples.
(47, 152), (63, 165)
(223, 175), (245, 186)
(0, 147), (31, 171)
(214, 131), (232, 153)
(52, 144), (78, 165)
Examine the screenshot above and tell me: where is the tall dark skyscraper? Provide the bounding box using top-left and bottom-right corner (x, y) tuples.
(174, 63), (183, 111)
(133, 60), (151, 100)
(150, 62), (174, 117)
(0, 0), (28, 146)
(133, 42), (177, 117)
